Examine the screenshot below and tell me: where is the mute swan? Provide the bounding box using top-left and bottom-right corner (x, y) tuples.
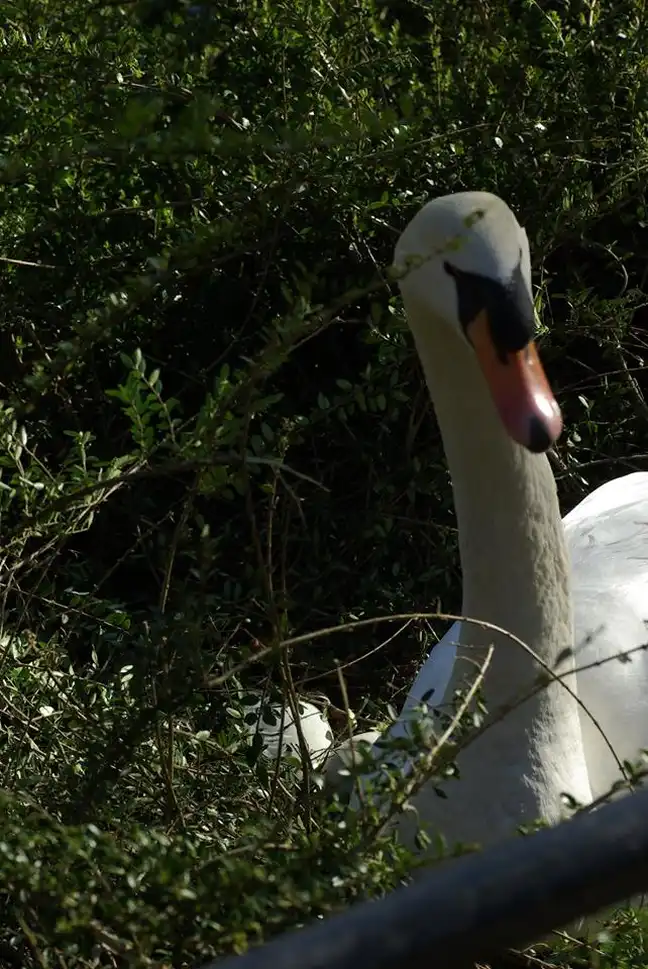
(344, 192), (648, 861)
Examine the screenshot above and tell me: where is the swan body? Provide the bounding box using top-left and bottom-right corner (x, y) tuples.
(385, 470), (648, 806)
(351, 192), (648, 865)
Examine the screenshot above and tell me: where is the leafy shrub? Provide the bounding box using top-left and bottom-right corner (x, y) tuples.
(0, 0), (647, 964)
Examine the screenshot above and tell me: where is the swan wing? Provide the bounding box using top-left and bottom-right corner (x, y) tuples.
(566, 471), (648, 637)
(565, 472), (648, 797)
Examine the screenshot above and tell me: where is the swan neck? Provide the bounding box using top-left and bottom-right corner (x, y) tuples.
(392, 289), (589, 845)
(407, 305), (573, 678)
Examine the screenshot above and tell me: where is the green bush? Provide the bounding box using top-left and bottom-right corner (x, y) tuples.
(0, 0), (647, 964)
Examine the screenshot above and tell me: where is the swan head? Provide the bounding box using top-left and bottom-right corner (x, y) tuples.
(393, 191), (563, 453)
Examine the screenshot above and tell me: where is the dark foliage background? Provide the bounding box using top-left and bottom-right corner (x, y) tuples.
(0, 0), (647, 964)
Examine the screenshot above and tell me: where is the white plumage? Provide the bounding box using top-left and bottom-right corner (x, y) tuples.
(339, 194), (648, 874)
(240, 694), (334, 769)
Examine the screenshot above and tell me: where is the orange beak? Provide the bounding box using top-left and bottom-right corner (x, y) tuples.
(467, 310), (563, 452)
